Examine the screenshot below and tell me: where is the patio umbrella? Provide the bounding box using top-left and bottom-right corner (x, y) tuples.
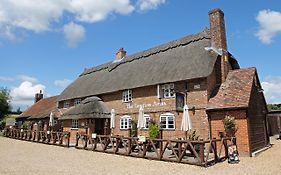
(137, 106), (145, 129)
(110, 109), (115, 129)
(49, 112), (55, 127)
(181, 105), (192, 139)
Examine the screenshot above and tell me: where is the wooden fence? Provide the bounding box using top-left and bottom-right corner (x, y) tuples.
(74, 133), (236, 166)
(3, 128), (70, 147)
(3, 128), (236, 167)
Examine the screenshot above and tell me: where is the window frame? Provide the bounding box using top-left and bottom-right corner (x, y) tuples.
(143, 114), (151, 130)
(160, 113), (175, 130)
(160, 83), (175, 99)
(120, 115), (132, 130)
(122, 90), (133, 102)
(64, 100), (70, 108)
(71, 119), (78, 129)
(74, 98), (81, 106)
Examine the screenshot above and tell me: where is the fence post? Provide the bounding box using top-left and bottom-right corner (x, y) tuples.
(213, 138), (218, 162)
(199, 140), (205, 164)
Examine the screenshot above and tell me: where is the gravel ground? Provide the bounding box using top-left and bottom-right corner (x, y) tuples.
(0, 136), (280, 175)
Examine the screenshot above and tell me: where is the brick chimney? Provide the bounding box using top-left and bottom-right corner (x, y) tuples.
(208, 8), (229, 83)
(116, 48), (126, 60)
(34, 90), (43, 103)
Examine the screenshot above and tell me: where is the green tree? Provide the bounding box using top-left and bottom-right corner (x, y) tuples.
(0, 87), (11, 119)
(267, 104), (281, 111)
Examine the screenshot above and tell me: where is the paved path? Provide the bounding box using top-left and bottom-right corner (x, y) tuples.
(0, 136), (280, 175)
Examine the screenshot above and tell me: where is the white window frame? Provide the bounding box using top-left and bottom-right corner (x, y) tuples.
(120, 115), (132, 129)
(74, 99), (81, 106)
(64, 100), (70, 108)
(161, 83), (175, 98)
(160, 113), (175, 130)
(71, 119), (78, 129)
(143, 114), (151, 129)
(122, 90), (132, 102)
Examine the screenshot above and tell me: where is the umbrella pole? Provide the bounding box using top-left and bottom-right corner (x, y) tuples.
(185, 131), (188, 140)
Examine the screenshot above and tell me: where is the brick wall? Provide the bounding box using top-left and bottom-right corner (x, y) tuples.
(208, 110), (251, 156)
(59, 78), (212, 141)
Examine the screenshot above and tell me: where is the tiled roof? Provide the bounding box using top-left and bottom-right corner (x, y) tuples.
(207, 67), (256, 110)
(17, 96), (61, 119)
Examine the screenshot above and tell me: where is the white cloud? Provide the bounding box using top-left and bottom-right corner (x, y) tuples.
(0, 75), (37, 83)
(63, 22), (85, 48)
(54, 79), (72, 88)
(0, 0), (165, 47)
(137, 0), (166, 11)
(17, 75), (37, 83)
(261, 76), (281, 104)
(256, 9), (281, 44)
(69, 0), (135, 23)
(10, 81), (46, 110)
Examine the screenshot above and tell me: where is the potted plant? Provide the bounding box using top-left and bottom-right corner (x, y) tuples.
(223, 115), (237, 137)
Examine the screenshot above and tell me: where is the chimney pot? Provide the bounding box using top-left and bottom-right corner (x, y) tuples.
(116, 48), (126, 60)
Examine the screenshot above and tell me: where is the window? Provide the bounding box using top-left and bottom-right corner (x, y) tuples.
(71, 119), (78, 129)
(144, 114), (151, 129)
(122, 90), (132, 102)
(120, 115), (132, 129)
(74, 99), (81, 106)
(158, 83), (175, 98)
(64, 101), (70, 108)
(160, 113), (175, 129)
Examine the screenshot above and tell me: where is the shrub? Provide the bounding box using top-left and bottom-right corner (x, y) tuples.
(148, 122), (160, 139)
(223, 115), (237, 136)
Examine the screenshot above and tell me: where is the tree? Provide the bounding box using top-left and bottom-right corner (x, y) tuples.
(267, 104), (281, 111)
(0, 87), (11, 119)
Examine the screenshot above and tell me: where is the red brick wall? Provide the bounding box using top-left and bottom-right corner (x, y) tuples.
(208, 110), (251, 156)
(59, 79), (211, 140)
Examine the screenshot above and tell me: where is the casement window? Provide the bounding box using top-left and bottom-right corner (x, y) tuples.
(144, 114), (151, 129)
(122, 90), (132, 102)
(64, 101), (70, 108)
(120, 115), (132, 129)
(74, 99), (81, 106)
(157, 83), (175, 98)
(71, 119), (78, 129)
(160, 113), (175, 129)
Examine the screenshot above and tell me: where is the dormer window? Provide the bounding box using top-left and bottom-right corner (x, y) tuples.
(122, 90), (132, 102)
(64, 100), (70, 108)
(74, 99), (81, 106)
(158, 83), (175, 98)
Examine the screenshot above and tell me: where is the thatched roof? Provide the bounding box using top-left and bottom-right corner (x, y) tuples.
(58, 29), (220, 101)
(59, 97), (110, 120)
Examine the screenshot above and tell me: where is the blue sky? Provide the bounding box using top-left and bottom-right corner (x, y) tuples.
(0, 0), (281, 110)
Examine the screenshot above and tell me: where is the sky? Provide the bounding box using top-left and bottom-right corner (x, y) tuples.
(0, 0), (281, 111)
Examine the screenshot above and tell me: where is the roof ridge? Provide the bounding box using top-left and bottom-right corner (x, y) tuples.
(80, 28), (210, 76)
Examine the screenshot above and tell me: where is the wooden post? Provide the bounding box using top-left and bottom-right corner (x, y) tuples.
(159, 129), (163, 154)
(213, 138), (218, 162)
(199, 139), (205, 163)
(67, 133), (70, 147)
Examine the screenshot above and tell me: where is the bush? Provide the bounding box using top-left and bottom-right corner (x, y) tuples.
(223, 115), (237, 136)
(148, 122), (160, 139)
